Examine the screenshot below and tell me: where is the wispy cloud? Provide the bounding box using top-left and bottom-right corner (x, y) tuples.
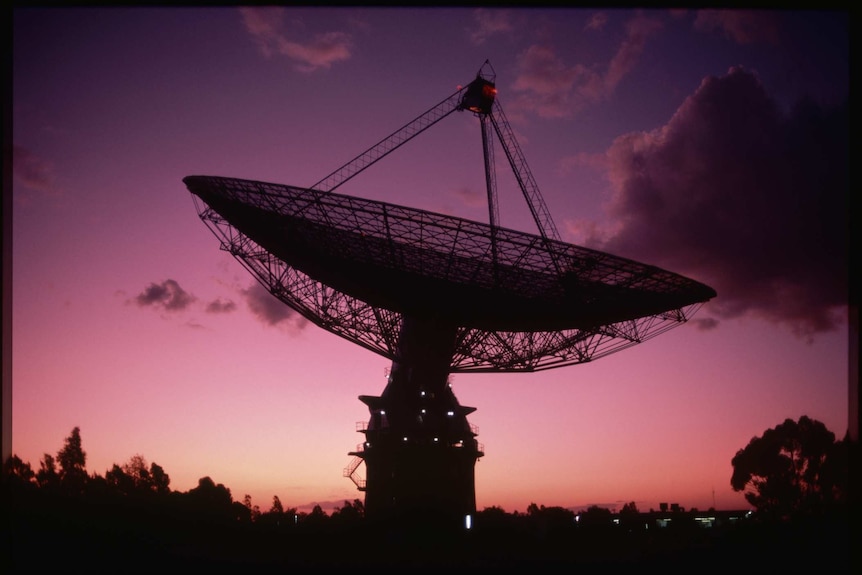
(512, 45), (583, 118)
(584, 12), (608, 32)
(557, 151), (608, 176)
(132, 279), (197, 312)
(468, 8), (514, 45)
(239, 7), (353, 72)
(450, 186), (486, 208)
(596, 66), (847, 338)
(693, 9), (780, 46)
(12, 146), (62, 204)
(512, 12), (662, 118)
(604, 13), (663, 94)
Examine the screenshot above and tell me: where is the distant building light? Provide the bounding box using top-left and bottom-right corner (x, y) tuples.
(420, 391), (426, 396)
(433, 437), (439, 442)
(465, 514), (472, 530)
(447, 411), (455, 416)
(403, 436), (408, 442)
(421, 408), (426, 414)
(379, 410), (386, 415)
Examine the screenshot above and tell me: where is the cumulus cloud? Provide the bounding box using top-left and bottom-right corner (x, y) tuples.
(241, 281), (307, 329)
(469, 8), (514, 45)
(239, 7), (352, 72)
(694, 9), (780, 45)
(594, 66), (847, 338)
(512, 13), (662, 118)
(133, 279), (197, 312)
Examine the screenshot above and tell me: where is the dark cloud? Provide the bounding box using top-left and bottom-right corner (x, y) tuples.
(133, 279), (196, 312)
(692, 317), (719, 332)
(595, 66), (848, 338)
(205, 298), (237, 314)
(242, 282), (306, 329)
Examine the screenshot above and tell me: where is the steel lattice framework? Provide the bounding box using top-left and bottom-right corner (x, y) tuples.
(186, 64), (718, 527)
(186, 175), (714, 373)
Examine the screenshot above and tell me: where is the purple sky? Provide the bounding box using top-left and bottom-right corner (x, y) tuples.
(11, 8), (849, 514)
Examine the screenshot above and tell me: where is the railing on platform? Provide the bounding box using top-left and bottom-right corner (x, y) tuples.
(343, 455), (366, 490)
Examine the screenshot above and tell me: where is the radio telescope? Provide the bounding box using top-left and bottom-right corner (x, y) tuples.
(185, 62), (716, 528)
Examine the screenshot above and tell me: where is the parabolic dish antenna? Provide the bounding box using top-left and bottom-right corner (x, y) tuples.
(185, 61), (715, 527)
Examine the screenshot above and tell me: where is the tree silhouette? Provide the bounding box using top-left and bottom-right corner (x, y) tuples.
(149, 462), (171, 494)
(618, 500), (641, 529)
(300, 504), (329, 530)
(270, 495), (284, 515)
(731, 415), (846, 519)
(620, 501), (639, 515)
(526, 502), (576, 537)
(242, 493), (262, 522)
(185, 476), (241, 523)
(57, 426), (88, 493)
(36, 453), (59, 489)
(123, 454), (150, 485)
(331, 499), (364, 525)
(105, 463), (137, 495)
(188, 476), (231, 504)
(257, 495), (296, 530)
(578, 505), (613, 529)
(2, 455), (36, 490)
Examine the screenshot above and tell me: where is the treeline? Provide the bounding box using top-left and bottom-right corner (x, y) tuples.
(2, 427), (382, 572)
(0, 427), (662, 533)
(2, 426), (852, 573)
(1, 427), (365, 529)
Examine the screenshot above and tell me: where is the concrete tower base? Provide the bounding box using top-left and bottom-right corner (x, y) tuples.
(346, 315), (483, 530)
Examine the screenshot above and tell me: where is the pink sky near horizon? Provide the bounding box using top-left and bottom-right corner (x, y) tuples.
(11, 8), (849, 514)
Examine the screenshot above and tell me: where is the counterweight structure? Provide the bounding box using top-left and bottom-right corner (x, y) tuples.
(185, 62), (716, 528)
